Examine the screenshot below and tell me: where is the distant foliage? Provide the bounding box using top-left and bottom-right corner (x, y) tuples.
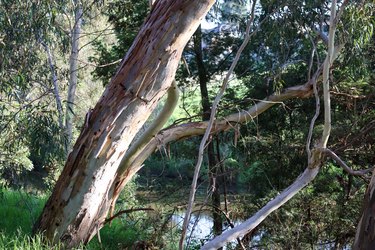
(90, 0), (149, 84)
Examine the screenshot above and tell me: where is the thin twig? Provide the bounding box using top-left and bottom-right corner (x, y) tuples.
(321, 148), (373, 176)
(306, 31), (321, 160)
(76, 58), (122, 68)
(306, 71), (321, 160)
(179, 1), (257, 249)
(104, 207), (154, 225)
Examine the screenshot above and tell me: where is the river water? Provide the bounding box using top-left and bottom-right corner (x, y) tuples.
(171, 211), (245, 249)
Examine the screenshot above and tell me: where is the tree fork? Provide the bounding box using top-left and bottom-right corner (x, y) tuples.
(110, 78), (317, 204)
(32, 0), (215, 247)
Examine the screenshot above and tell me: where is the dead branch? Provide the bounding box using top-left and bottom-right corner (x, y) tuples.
(104, 207), (154, 225)
(321, 148), (373, 176)
(201, 166), (320, 250)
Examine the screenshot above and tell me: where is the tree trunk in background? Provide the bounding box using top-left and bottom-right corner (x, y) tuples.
(194, 25), (223, 238)
(353, 172), (375, 249)
(33, 0), (215, 247)
(41, 40), (64, 130)
(65, 0), (83, 153)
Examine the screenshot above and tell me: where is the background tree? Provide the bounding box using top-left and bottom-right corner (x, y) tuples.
(0, 0), (108, 188)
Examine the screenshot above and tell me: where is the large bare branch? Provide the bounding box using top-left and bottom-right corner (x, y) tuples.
(109, 76), (317, 218)
(146, 82), (314, 163)
(202, 1), (345, 248)
(201, 165), (320, 250)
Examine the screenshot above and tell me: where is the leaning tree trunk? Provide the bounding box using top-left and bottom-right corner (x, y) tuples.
(33, 0), (215, 247)
(353, 172), (375, 249)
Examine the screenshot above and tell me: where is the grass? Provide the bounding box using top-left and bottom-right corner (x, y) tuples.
(0, 189), (46, 235)
(0, 232), (63, 250)
(0, 188), (143, 250)
(0, 189), (57, 249)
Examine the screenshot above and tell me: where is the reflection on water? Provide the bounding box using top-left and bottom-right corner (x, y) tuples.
(172, 211), (243, 248)
(172, 212), (214, 239)
(171, 212), (351, 249)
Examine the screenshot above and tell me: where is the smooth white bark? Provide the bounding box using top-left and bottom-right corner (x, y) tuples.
(41, 40), (64, 129)
(65, 1), (83, 153)
(202, 167), (320, 250)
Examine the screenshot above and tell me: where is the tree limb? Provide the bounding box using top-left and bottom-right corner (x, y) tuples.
(104, 207), (154, 225)
(109, 76), (319, 220)
(201, 166), (320, 250)
(321, 148), (373, 176)
(179, 2), (257, 248)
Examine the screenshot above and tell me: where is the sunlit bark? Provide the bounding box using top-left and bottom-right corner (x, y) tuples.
(65, 0), (83, 153)
(33, 1), (215, 247)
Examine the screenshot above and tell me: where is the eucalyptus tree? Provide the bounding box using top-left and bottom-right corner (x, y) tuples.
(0, 0), (68, 184)
(65, 0), (83, 153)
(33, 1), (216, 247)
(26, 0), (374, 248)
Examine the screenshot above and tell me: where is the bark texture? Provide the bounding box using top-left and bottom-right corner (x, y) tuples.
(110, 79), (315, 205)
(33, 0), (215, 247)
(65, 1), (83, 153)
(354, 172), (375, 249)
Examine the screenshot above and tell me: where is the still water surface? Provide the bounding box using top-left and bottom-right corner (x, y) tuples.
(171, 211), (244, 248)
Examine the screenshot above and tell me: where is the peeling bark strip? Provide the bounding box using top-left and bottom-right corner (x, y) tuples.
(33, 0), (215, 247)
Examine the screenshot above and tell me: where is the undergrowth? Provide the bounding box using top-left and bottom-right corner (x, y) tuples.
(0, 188), (143, 250)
